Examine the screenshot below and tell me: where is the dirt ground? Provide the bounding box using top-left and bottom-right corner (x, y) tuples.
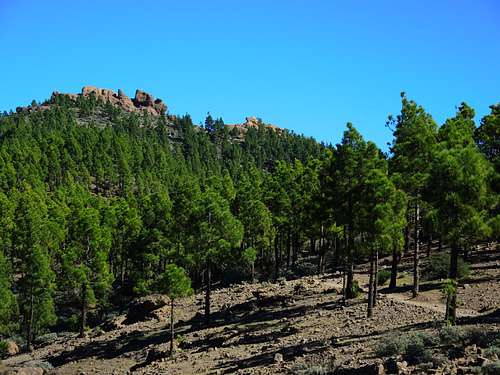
(4, 247), (500, 375)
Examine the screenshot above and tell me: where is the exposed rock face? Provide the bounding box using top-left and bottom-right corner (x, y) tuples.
(226, 116), (284, 138)
(125, 294), (170, 324)
(51, 86), (168, 117)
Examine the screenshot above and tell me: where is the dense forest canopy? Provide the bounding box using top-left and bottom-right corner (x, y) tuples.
(0, 92), (498, 351)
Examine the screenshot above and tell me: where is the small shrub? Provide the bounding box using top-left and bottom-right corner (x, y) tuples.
(486, 346), (500, 359)
(34, 332), (58, 347)
(376, 334), (407, 357)
(431, 354), (449, 368)
(0, 341), (8, 359)
(351, 280), (362, 298)
(67, 313), (80, 332)
(414, 332), (439, 347)
(404, 334), (433, 364)
(377, 269), (391, 286)
(482, 361), (500, 375)
(439, 326), (466, 345)
(292, 360), (333, 375)
(467, 327), (491, 347)
(377, 332), (437, 363)
(427, 253), (470, 280)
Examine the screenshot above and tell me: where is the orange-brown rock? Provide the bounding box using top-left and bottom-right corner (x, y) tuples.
(51, 86), (168, 116)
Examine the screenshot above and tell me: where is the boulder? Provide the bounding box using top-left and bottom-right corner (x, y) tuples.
(273, 353), (284, 363)
(4, 340), (19, 356)
(126, 294), (170, 323)
(133, 89), (155, 107)
(102, 314), (127, 331)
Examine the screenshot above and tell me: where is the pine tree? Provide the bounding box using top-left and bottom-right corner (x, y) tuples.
(64, 189), (112, 337)
(14, 187), (56, 351)
(159, 264), (193, 355)
(389, 93), (437, 297)
(193, 189), (243, 325)
(427, 105), (492, 324)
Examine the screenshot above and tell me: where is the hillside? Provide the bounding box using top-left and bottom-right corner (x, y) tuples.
(3, 245), (499, 374)
(0, 90), (499, 375)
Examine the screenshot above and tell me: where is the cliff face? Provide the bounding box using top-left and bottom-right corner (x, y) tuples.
(51, 86), (168, 117)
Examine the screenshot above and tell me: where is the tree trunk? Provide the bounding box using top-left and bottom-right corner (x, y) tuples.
(427, 235), (432, 257)
(404, 225), (409, 257)
(170, 299), (175, 355)
(274, 234), (280, 281)
(412, 202), (420, 298)
(342, 262), (347, 306)
(448, 242), (459, 325)
(389, 246), (398, 289)
(204, 258), (211, 326)
(80, 283), (87, 338)
(26, 290), (35, 352)
(292, 234), (299, 266)
(251, 262), (255, 283)
(345, 259), (355, 299)
(373, 248), (379, 306)
(286, 230), (291, 269)
(367, 249), (374, 318)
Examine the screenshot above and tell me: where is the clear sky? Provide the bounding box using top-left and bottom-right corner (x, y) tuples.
(1, 0), (499, 149)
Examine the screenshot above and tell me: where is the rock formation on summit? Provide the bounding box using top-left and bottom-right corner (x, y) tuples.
(51, 86), (168, 117)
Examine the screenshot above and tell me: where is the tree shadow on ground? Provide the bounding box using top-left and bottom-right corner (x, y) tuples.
(214, 339), (328, 374)
(457, 308), (500, 325)
(48, 295), (312, 369)
(49, 328), (169, 367)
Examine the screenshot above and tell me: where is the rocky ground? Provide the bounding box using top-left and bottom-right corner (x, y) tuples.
(2, 247), (499, 375)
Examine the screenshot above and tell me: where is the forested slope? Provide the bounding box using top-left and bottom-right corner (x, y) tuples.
(0, 90), (498, 356)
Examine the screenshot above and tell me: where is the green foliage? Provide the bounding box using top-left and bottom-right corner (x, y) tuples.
(405, 337), (433, 364)
(350, 280), (362, 298)
(0, 93), (497, 342)
(0, 250), (18, 336)
(0, 341), (9, 359)
(428, 253), (470, 280)
(486, 346), (500, 359)
(376, 332), (436, 364)
(292, 360), (333, 375)
(159, 264), (193, 300)
(377, 269), (391, 286)
(480, 361), (500, 375)
(376, 334), (408, 357)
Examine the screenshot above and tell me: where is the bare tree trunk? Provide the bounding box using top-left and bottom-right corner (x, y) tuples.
(274, 233), (280, 281)
(342, 261), (347, 306)
(26, 290), (35, 352)
(412, 202), (420, 298)
(389, 246), (398, 289)
(448, 242), (459, 325)
(170, 299), (175, 355)
(427, 235), (432, 257)
(346, 259), (355, 299)
(404, 225), (409, 257)
(204, 258), (211, 326)
(367, 249), (374, 318)
(373, 248), (379, 306)
(286, 230), (291, 269)
(79, 283), (87, 338)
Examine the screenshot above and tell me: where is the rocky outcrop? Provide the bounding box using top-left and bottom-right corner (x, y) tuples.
(125, 294), (170, 324)
(51, 86), (168, 117)
(226, 116), (284, 137)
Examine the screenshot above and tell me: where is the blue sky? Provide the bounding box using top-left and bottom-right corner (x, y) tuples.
(1, 0), (499, 149)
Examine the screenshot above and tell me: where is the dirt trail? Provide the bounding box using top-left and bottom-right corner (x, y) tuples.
(384, 291), (479, 318)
